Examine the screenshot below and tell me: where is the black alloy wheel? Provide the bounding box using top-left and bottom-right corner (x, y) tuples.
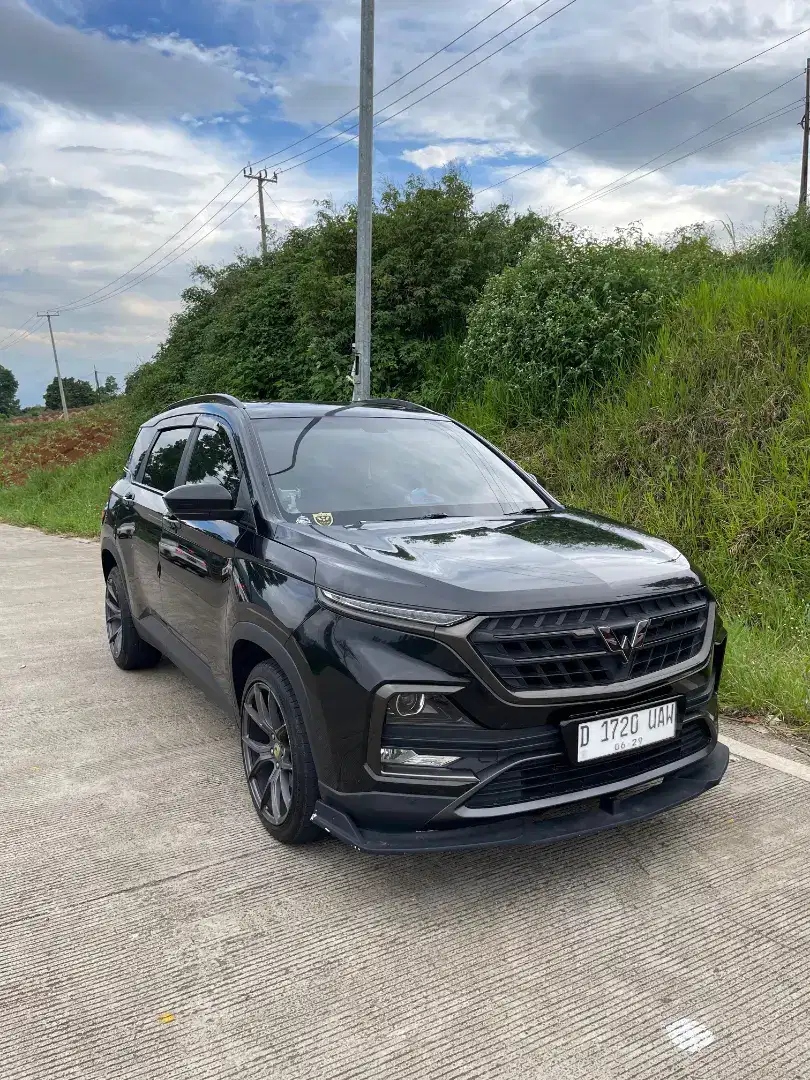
(240, 661), (322, 845)
(105, 574), (123, 660)
(104, 566), (161, 670)
(242, 680), (295, 826)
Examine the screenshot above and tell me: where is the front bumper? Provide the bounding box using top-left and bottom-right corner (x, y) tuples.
(311, 741), (729, 853)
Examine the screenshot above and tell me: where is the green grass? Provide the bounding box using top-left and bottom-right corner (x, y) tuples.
(723, 614), (810, 723)
(0, 404), (132, 537)
(0, 442), (128, 536)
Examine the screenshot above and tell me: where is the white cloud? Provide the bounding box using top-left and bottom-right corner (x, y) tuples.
(402, 141), (533, 170)
(0, 97), (340, 404)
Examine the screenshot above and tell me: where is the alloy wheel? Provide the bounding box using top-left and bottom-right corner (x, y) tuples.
(105, 575), (123, 659)
(242, 680), (294, 825)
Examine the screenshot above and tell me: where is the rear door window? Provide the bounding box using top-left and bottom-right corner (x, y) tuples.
(141, 429), (190, 493)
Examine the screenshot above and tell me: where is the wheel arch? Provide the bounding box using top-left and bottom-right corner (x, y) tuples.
(229, 622), (333, 785)
(101, 545), (117, 580)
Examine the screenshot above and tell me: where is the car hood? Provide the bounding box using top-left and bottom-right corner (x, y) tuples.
(275, 510), (702, 615)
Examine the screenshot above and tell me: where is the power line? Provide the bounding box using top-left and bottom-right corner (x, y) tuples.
(52, 176), (250, 313)
(0, 314), (42, 352)
(59, 189), (258, 315)
(0, 317), (45, 355)
(264, 0), (564, 176)
(18, 1), (523, 322)
(474, 24), (810, 197)
(44, 2), (568, 317)
(281, 0), (579, 177)
(249, 0), (518, 172)
(559, 72), (805, 216)
(556, 98), (804, 216)
(57, 180), (253, 314)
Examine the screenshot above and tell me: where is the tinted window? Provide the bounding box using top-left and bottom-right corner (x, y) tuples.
(141, 429), (189, 493)
(185, 427), (240, 499)
(251, 415), (547, 525)
(125, 428), (153, 479)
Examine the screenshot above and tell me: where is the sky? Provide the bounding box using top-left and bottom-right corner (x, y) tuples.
(1, 0), (809, 405)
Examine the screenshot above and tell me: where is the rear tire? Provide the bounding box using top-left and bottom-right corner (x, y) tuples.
(241, 660), (323, 845)
(105, 566), (161, 670)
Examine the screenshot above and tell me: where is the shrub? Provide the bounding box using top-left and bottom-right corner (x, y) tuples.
(461, 224), (722, 425)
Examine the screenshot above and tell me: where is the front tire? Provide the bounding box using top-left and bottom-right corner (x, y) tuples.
(241, 661), (322, 845)
(105, 566), (161, 670)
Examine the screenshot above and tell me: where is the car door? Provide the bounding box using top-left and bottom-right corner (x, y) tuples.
(158, 418), (243, 683)
(130, 423), (194, 624)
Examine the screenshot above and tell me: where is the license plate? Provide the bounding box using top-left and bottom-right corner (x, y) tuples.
(577, 701), (677, 763)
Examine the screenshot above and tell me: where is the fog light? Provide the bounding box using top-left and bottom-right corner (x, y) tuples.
(380, 748), (461, 769)
(393, 692), (426, 718)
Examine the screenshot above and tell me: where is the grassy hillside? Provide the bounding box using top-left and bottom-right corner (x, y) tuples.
(0, 403), (130, 536)
(496, 263), (810, 725)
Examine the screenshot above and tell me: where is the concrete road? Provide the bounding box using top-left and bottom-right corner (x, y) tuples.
(1, 522), (808, 1080)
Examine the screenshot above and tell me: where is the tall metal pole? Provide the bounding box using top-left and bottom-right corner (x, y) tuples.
(800, 58), (810, 208)
(352, 0), (375, 401)
(37, 312), (68, 420)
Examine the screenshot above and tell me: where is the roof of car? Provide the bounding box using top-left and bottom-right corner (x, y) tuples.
(151, 395), (447, 425)
(244, 401), (443, 420)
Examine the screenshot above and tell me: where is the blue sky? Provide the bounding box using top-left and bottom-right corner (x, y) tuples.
(1, 0), (809, 404)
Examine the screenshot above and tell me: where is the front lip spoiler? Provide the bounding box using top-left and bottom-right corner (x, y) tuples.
(310, 742), (729, 854)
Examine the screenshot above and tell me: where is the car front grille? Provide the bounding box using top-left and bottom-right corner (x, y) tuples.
(463, 715), (712, 810)
(469, 588), (710, 692)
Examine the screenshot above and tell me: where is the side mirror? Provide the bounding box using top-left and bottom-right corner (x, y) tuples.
(164, 483), (242, 521)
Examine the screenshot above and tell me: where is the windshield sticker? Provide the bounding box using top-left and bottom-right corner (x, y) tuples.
(313, 512), (334, 527)
(296, 515), (311, 525)
(278, 488), (301, 513)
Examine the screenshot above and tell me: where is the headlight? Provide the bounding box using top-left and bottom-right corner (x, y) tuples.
(319, 587), (469, 628)
(385, 692), (472, 725)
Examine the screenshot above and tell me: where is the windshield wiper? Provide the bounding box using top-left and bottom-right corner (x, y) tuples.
(504, 507), (547, 516)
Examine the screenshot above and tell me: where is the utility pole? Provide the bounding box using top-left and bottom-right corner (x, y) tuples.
(800, 58), (810, 208)
(352, 0), (375, 401)
(37, 312), (68, 420)
(94, 366), (101, 401)
(243, 165), (278, 258)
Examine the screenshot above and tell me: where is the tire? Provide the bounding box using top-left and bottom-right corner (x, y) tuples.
(241, 660), (323, 845)
(105, 566), (161, 671)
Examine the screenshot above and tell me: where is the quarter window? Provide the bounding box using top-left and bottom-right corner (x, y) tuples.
(125, 428), (152, 480)
(141, 429), (190, 493)
(185, 428), (241, 499)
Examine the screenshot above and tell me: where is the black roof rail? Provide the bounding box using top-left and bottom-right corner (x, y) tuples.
(353, 397), (436, 414)
(163, 393), (246, 412)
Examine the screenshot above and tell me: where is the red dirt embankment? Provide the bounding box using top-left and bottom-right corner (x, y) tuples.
(0, 410), (119, 486)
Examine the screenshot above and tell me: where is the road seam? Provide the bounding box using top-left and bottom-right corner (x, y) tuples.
(720, 734), (810, 784)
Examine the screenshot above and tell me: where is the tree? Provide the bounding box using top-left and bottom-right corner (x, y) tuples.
(97, 375), (119, 401)
(126, 171), (547, 417)
(44, 376), (96, 411)
(0, 365), (19, 417)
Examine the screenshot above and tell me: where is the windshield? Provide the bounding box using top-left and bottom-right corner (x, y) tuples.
(251, 414), (548, 525)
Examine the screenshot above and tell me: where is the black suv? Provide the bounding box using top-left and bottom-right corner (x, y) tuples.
(101, 394), (728, 853)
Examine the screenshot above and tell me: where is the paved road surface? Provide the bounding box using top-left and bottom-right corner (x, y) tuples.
(1, 522), (808, 1080)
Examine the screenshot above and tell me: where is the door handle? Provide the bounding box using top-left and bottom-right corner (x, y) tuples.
(164, 514), (181, 533)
